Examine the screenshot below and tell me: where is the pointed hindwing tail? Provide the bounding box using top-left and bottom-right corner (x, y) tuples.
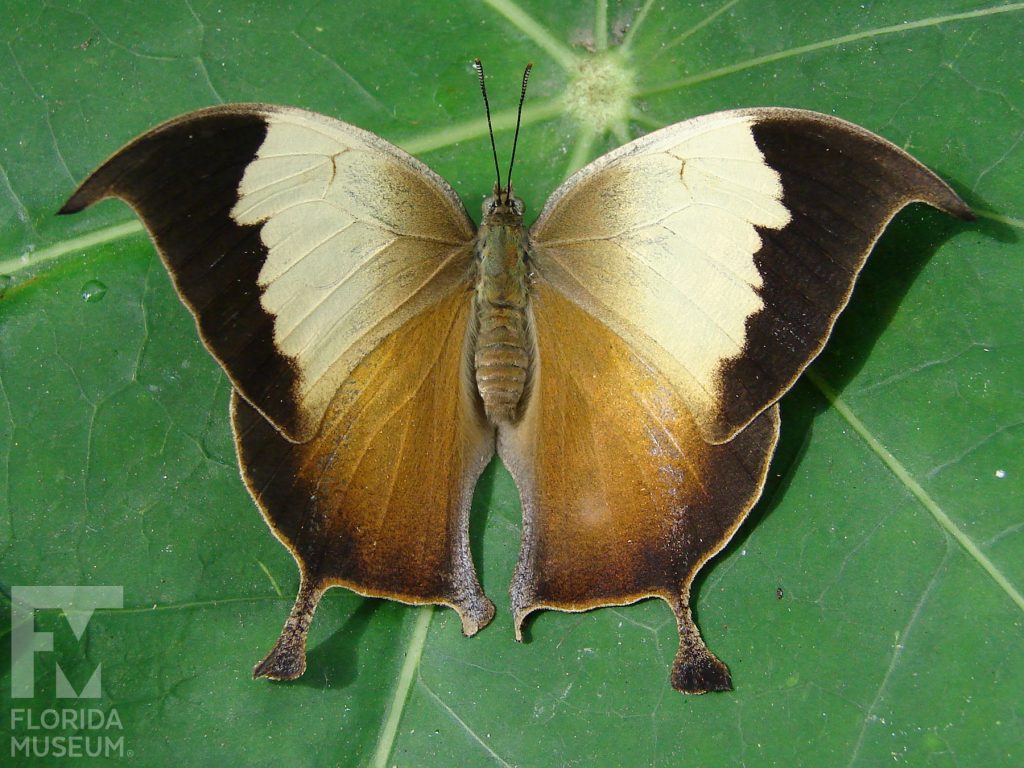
(500, 285), (779, 692)
(516, 107), (970, 690)
(236, 291), (497, 678)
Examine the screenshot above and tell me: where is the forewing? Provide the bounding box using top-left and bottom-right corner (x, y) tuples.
(61, 104), (476, 442)
(499, 284), (780, 693)
(235, 289), (496, 679)
(529, 108), (972, 443)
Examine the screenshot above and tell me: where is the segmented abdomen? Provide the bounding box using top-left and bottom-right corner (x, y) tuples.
(474, 303), (530, 424)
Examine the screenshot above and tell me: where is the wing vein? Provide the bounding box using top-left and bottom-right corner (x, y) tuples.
(534, 259), (717, 404)
(557, 240), (748, 350)
(236, 157), (330, 199)
(344, 302), (465, 540)
(275, 234), (399, 348)
(261, 219), (358, 286)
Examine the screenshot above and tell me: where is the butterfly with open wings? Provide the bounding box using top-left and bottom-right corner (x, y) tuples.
(61, 61), (972, 693)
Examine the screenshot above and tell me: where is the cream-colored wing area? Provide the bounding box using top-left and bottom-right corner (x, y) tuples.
(498, 284), (780, 693)
(529, 108), (972, 444)
(233, 289), (496, 681)
(60, 104), (476, 445)
(232, 105), (476, 440)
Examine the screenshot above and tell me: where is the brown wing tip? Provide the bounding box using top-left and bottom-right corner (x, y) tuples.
(58, 187), (96, 216)
(671, 599), (734, 693)
(945, 194), (975, 222)
(58, 163), (123, 216)
(56, 104), (276, 220)
(512, 607), (529, 642)
(58, 142), (140, 216)
(920, 179), (974, 222)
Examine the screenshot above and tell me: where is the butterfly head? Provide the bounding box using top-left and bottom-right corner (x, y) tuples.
(481, 186), (525, 226)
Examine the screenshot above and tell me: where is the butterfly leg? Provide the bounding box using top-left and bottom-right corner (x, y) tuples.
(253, 576), (324, 680)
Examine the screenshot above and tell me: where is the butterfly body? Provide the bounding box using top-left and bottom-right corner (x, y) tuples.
(473, 193), (532, 424)
(61, 98), (972, 693)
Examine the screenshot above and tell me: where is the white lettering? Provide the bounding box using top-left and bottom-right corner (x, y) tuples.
(10, 734), (126, 758)
(11, 707), (124, 730)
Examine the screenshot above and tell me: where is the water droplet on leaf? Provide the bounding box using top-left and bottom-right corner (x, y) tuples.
(81, 279), (108, 303)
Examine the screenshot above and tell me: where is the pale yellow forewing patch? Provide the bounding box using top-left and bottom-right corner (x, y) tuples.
(530, 108), (971, 444)
(61, 104), (477, 445)
(530, 112), (788, 443)
(231, 106), (476, 441)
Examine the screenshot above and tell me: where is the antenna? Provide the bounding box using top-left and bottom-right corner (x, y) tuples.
(473, 58), (503, 197)
(505, 63), (532, 205)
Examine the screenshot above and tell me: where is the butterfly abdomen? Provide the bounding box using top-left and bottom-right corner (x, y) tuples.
(474, 303), (530, 423)
(473, 218), (531, 424)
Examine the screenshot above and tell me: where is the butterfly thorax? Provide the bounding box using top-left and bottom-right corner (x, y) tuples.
(473, 193), (531, 425)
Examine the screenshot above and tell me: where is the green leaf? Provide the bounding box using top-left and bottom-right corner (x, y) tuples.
(2, 1), (1022, 765)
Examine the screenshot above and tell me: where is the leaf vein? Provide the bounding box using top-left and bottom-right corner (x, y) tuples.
(418, 676), (514, 767)
(808, 368), (1024, 614)
(481, 0), (578, 71)
(637, 3), (1024, 97)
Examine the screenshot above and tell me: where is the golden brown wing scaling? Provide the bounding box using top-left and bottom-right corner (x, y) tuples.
(499, 284), (780, 693)
(60, 104), (489, 682)
(234, 290), (496, 680)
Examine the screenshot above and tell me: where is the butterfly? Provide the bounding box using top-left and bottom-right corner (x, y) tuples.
(60, 61), (972, 693)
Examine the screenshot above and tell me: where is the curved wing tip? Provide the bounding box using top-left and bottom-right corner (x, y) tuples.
(59, 177), (111, 216)
(511, 602), (537, 642)
(948, 196), (976, 222)
(58, 186), (92, 216)
(925, 181), (974, 222)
